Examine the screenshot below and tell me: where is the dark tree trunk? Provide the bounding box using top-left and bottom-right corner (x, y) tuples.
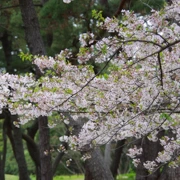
(166, 0), (172, 5)
(41, 0), (49, 5)
(0, 152), (5, 180)
(135, 132), (164, 180)
(0, 30), (13, 73)
(52, 151), (64, 175)
(12, 117), (30, 180)
(6, 117), (16, 158)
(4, 112), (30, 180)
(18, 0), (46, 55)
(26, 119), (41, 180)
(22, 133), (41, 180)
(62, 113), (114, 180)
(38, 116), (52, 180)
(111, 139), (126, 179)
(158, 166), (180, 180)
(3, 110), (30, 180)
(84, 148), (114, 180)
(0, 120), (7, 180)
(158, 130), (180, 180)
(18, 1), (53, 179)
(104, 143), (111, 168)
(99, 0), (110, 17)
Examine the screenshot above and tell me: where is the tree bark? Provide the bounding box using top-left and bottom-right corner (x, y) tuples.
(18, 1), (53, 179)
(111, 139), (126, 179)
(52, 151), (64, 175)
(38, 116), (52, 180)
(0, 120), (7, 180)
(52, 141), (68, 176)
(4, 112), (30, 180)
(114, 0), (131, 17)
(158, 166), (180, 180)
(84, 148), (114, 180)
(12, 117), (30, 180)
(158, 130), (180, 180)
(104, 143), (111, 168)
(22, 133), (41, 180)
(26, 119), (41, 180)
(135, 132), (164, 180)
(18, 0), (46, 55)
(0, 30), (13, 73)
(62, 113), (114, 180)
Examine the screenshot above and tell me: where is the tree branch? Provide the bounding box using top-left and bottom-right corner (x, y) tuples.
(157, 52), (163, 87)
(0, 4), (42, 11)
(114, 0), (129, 17)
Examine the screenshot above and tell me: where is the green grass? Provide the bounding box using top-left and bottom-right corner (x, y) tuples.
(117, 172), (135, 180)
(5, 174), (18, 180)
(51, 175), (84, 180)
(5, 174), (84, 180)
(6, 173), (135, 180)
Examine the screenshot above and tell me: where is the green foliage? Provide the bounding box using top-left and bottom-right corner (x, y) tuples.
(65, 88), (73, 94)
(39, 0), (98, 54)
(160, 113), (173, 121)
(19, 52), (33, 62)
(53, 175), (84, 180)
(92, 10), (105, 21)
(5, 140), (19, 175)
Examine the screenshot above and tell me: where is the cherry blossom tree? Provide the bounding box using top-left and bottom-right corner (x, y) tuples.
(0, 0), (180, 178)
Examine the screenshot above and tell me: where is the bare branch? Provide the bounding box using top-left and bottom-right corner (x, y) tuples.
(157, 52), (164, 87)
(114, 0), (128, 17)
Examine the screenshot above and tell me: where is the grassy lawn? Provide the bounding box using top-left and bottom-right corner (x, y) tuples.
(5, 173), (135, 180)
(5, 174), (84, 180)
(5, 174), (18, 180)
(117, 175), (135, 180)
(50, 175), (84, 180)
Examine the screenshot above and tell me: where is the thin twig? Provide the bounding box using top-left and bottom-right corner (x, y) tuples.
(157, 52), (163, 87)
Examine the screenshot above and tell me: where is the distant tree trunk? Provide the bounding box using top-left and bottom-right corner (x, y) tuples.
(99, 0), (110, 17)
(1, 30), (13, 73)
(0, 152), (5, 180)
(18, 1), (52, 180)
(22, 121), (41, 180)
(41, 0), (49, 4)
(52, 141), (68, 176)
(52, 151), (64, 175)
(111, 139), (126, 179)
(84, 148), (114, 180)
(22, 133), (41, 180)
(0, 120), (7, 180)
(26, 119), (41, 180)
(18, 0), (46, 55)
(166, 0), (172, 5)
